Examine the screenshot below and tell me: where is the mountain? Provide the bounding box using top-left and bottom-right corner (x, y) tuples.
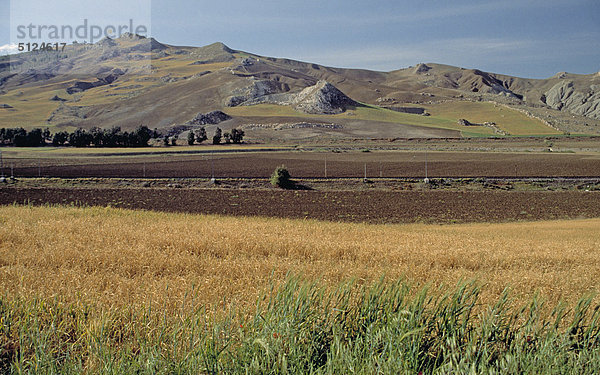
(0, 34), (598, 141)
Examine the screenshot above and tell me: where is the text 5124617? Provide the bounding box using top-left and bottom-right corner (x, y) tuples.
(18, 42), (67, 52)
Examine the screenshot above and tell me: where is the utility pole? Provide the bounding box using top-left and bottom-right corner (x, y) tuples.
(211, 151), (215, 180)
(424, 149), (429, 184)
(364, 163), (367, 180)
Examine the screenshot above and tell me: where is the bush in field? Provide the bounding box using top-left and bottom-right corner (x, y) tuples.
(187, 131), (195, 145)
(270, 165), (292, 189)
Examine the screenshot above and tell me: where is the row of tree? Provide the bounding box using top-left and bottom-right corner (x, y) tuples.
(0, 128), (51, 147)
(184, 127), (244, 146)
(0, 126), (158, 147)
(0, 126), (245, 147)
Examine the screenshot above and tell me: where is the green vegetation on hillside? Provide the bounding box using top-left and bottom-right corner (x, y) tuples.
(226, 101), (559, 137)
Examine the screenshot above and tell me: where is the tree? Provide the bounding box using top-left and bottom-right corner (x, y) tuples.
(132, 125), (153, 147)
(52, 131), (69, 146)
(171, 135), (178, 146)
(212, 127), (222, 145)
(270, 165), (292, 189)
(187, 131), (195, 145)
(42, 128), (51, 142)
(163, 135), (170, 146)
(14, 128), (44, 147)
(10, 128), (27, 147)
(90, 127), (104, 147)
(195, 127), (207, 144)
(223, 132), (231, 144)
(68, 128), (92, 147)
(231, 128), (245, 144)
(26, 128), (45, 147)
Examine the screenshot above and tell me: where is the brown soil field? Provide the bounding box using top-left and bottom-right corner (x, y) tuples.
(4, 150), (600, 178)
(1, 187), (598, 224)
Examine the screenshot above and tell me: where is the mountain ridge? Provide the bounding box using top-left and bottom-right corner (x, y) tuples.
(0, 35), (598, 139)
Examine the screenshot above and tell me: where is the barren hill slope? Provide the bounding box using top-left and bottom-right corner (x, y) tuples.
(0, 35), (597, 140)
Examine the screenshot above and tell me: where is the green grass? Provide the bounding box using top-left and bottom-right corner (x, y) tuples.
(424, 101), (561, 136)
(227, 103), (493, 136)
(2, 277), (600, 374)
(226, 102), (561, 137)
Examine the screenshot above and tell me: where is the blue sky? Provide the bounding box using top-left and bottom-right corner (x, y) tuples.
(1, 0), (599, 78)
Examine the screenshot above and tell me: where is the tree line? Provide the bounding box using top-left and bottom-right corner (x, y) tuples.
(0, 126), (158, 147)
(0, 126), (245, 147)
(177, 127), (245, 146)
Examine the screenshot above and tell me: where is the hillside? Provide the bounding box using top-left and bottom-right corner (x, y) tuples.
(0, 34), (598, 141)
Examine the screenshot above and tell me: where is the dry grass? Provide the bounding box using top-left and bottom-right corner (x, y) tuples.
(1, 205), (599, 314)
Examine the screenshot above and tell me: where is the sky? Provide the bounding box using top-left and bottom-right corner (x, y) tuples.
(1, 0), (599, 78)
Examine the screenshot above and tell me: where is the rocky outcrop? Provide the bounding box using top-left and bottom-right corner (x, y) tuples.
(241, 122), (342, 130)
(66, 69), (125, 94)
(224, 79), (284, 107)
(291, 81), (359, 114)
(385, 106), (428, 115)
(414, 63), (431, 74)
(50, 95), (66, 102)
(229, 80), (360, 115)
(66, 81), (97, 94)
(542, 81), (600, 119)
(462, 70), (522, 99)
(188, 110), (231, 125)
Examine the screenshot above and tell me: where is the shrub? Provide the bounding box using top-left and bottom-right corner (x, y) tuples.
(270, 165), (292, 189)
(187, 131), (195, 145)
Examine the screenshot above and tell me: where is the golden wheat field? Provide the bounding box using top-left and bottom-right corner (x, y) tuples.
(1, 205), (599, 313)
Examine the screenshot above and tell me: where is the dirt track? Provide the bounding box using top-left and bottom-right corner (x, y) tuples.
(1, 187), (598, 224)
